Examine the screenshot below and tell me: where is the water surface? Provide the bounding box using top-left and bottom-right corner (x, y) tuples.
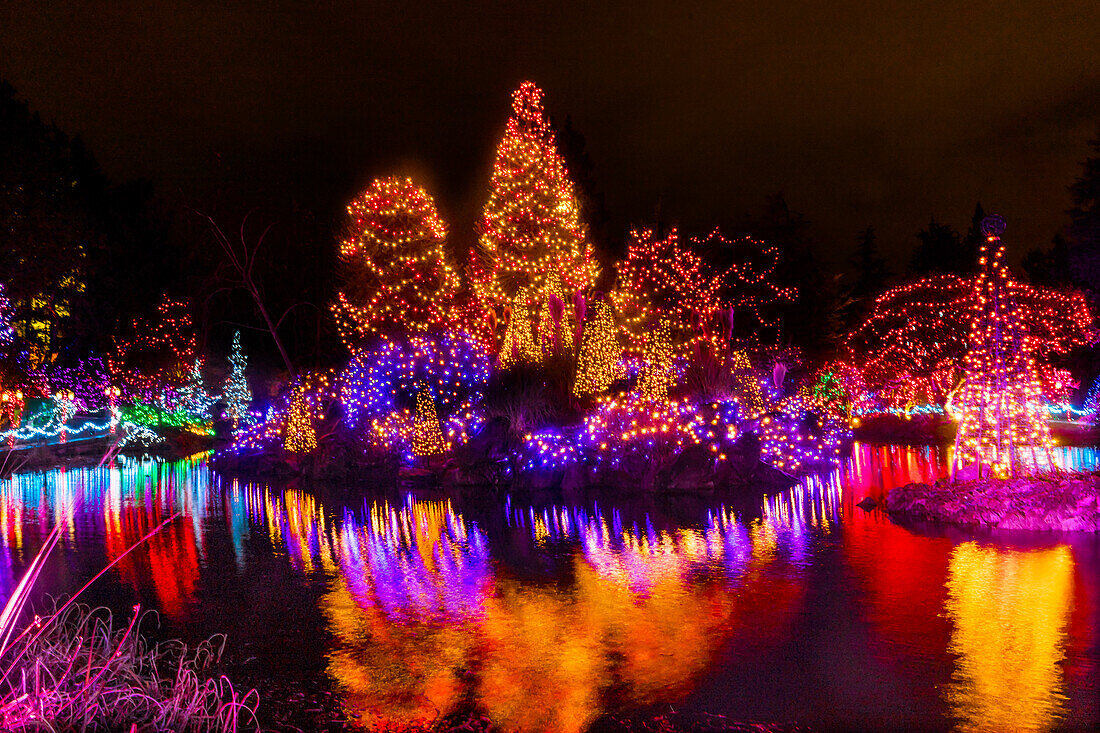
(1, 444), (1097, 731)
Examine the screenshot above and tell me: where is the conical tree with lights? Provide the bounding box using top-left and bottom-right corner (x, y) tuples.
(333, 177), (460, 348)
(951, 216), (1054, 479)
(284, 384), (317, 454)
(223, 331), (252, 432)
(178, 358), (212, 421)
(472, 82), (600, 333)
(573, 301), (619, 397)
(412, 383), (446, 457)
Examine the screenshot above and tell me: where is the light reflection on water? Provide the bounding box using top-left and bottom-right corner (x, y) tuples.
(0, 443), (1097, 731)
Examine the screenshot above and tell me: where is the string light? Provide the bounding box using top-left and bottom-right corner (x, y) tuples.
(951, 218), (1055, 479)
(332, 177), (460, 347)
(610, 228), (796, 356)
(471, 82), (600, 345)
(846, 269), (1092, 410)
(573, 301), (619, 398)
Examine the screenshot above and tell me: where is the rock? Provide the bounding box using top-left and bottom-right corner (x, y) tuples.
(886, 474), (1100, 532)
(856, 497), (877, 511)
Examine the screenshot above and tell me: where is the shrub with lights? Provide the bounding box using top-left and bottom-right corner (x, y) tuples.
(339, 330), (491, 431)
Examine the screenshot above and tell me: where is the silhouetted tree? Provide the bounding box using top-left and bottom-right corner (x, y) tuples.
(843, 226), (891, 329)
(1067, 125), (1100, 291)
(0, 81), (173, 364)
(742, 194), (838, 352)
(1022, 234), (1071, 287)
(909, 217), (972, 276)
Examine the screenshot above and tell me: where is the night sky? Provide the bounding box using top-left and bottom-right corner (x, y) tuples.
(3, 0), (1098, 267)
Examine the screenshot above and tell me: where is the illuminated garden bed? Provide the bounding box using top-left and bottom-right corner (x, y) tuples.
(886, 474), (1100, 532)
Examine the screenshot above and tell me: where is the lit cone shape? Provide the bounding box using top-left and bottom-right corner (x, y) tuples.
(951, 217), (1054, 479)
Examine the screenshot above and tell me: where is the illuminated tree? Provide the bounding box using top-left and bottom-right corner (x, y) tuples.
(845, 273), (1091, 409)
(573, 301), (618, 398)
(333, 177), (460, 347)
(178, 358), (213, 420)
(611, 228), (793, 356)
(223, 331), (252, 431)
(951, 217), (1054, 479)
(412, 383), (445, 456)
(471, 82), (599, 323)
(284, 384), (317, 453)
(498, 290), (540, 370)
(730, 350), (764, 417)
(637, 319), (673, 400)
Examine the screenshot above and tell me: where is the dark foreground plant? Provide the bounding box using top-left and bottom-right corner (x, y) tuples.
(1, 602), (259, 732)
(0, 509), (259, 732)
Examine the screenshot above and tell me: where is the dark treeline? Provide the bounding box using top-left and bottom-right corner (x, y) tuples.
(3, 80), (1099, 378)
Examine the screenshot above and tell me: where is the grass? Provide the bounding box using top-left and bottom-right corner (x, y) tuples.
(1, 602), (259, 732)
(0, 507), (260, 731)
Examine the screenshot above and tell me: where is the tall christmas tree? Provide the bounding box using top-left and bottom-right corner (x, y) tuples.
(472, 82), (599, 324)
(333, 177), (460, 347)
(573, 301), (619, 398)
(951, 216), (1054, 479)
(223, 331), (252, 431)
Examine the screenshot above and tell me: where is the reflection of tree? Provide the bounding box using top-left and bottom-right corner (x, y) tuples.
(945, 542), (1073, 732)
(285, 493), (808, 732)
(104, 502), (200, 619)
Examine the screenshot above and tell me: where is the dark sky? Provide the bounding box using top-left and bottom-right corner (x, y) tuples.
(3, 0), (1098, 268)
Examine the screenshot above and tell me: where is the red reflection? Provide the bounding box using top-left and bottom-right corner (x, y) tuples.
(104, 504), (200, 619)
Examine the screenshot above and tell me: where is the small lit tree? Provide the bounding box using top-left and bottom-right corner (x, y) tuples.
(638, 319), (674, 401)
(224, 331), (252, 432)
(284, 384), (317, 454)
(951, 217), (1054, 479)
(573, 301), (619, 398)
(412, 383), (445, 457)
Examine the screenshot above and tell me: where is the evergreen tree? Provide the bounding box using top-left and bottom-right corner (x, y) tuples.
(332, 177), (460, 347)
(223, 331), (252, 431)
(177, 358), (212, 420)
(1067, 125), (1100, 290)
(472, 82), (599, 319)
(573, 301), (618, 398)
(1022, 234), (1071, 286)
(910, 217), (972, 276)
(844, 226), (891, 329)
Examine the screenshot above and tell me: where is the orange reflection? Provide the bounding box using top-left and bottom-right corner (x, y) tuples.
(944, 542), (1074, 732)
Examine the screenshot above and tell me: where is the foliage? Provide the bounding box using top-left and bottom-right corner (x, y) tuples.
(471, 82), (599, 317)
(1, 604), (258, 732)
(332, 177), (461, 347)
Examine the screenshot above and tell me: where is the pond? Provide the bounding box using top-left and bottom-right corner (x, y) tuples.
(1, 444), (1098, 732)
